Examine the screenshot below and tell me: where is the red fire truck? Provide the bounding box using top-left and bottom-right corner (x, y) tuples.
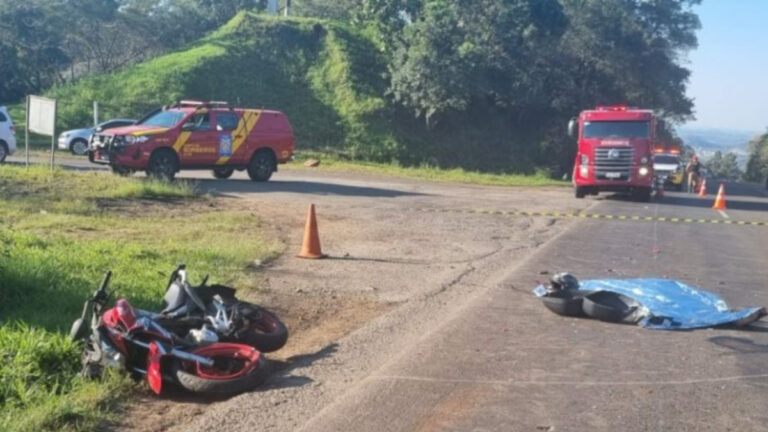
(568, 105), (658, 201)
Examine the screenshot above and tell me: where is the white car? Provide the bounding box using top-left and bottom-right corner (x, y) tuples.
(58, 118), (136, 155)
(0, 106), (17, 162)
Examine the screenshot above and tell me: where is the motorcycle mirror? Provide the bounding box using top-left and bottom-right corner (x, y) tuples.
(201, 274), (209, 286)
(69, 318), (88, 342)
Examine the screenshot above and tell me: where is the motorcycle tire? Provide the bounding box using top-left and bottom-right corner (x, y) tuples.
(541, 295), (585, 317)
(172, 348), (268, 395)
(231, 302), (288, 353)
(582, 291), (638, 323)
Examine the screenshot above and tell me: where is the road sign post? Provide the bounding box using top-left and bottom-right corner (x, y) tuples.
(26, 95), (57, 171)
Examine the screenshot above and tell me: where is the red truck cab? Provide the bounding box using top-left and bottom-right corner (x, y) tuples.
(569, 105), (657, 201)
(89, 100), (295, 181)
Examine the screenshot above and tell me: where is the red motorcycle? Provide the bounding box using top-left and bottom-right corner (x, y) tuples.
(70, 271), (268, 395)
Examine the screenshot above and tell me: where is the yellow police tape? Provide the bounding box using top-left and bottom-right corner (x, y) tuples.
(413, 207), (768, 227)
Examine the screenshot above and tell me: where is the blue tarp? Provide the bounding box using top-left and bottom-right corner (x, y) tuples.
(534, 278), (765, 330)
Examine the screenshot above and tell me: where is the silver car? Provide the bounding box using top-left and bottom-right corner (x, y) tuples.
(58, 118), (136, 155)
(0, 106), (16, 162)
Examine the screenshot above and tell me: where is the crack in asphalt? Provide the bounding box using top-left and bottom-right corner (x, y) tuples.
(367, 373), (768, 387)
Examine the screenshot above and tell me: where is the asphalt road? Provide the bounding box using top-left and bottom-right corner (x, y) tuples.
(7, 155), (768, 431)
(297, 184), (768, 432)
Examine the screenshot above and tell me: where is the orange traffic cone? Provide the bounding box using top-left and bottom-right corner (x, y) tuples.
(698, 178), (707, 197)
(297, 204), (325, 259)
(712, 184), (727, 210)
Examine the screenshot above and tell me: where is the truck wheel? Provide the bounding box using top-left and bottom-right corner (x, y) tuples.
(633, 188), (652, 202)
(70, 139), (89, 156)
(247, 150), (275, 182)
(575, 187), (586, 199)
(213, 167), (234, 179)
(147, 149), (178, 181)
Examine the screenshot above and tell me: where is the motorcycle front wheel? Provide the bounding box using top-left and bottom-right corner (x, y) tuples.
(172, 343), (267, 394)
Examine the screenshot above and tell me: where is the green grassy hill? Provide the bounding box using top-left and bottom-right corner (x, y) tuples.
(46, 12), (403, 161)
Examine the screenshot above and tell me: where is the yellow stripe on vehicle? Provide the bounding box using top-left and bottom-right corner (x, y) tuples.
(133, 128), (168, 136)
(172, 131), (192, 152)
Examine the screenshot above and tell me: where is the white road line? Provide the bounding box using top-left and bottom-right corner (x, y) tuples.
(718, 210), (730, 219)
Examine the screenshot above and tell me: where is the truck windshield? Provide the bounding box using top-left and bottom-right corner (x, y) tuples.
(583, 121), (650, 139)
(653, 155), (679, 164)
(139, 110), (186, 128)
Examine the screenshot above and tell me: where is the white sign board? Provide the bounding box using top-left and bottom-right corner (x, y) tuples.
(28, 96), (56, 136)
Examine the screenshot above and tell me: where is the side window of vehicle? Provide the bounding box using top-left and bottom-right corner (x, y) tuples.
(183, 113), (211, 131)
(216, 112), (239, 131)
(0, 112), (7, 122)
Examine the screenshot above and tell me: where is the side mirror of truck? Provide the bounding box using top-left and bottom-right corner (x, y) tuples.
(567, 118), (578, 139)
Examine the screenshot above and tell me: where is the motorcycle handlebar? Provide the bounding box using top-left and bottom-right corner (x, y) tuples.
(92, 270), (112, 300)
(99, 271), (112, 292)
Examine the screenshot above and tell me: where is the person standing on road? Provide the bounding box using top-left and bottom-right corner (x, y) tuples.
(685, 155), (702, 193)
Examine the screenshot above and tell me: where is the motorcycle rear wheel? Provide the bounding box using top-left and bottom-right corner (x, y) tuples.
(231, 303), (289, 353)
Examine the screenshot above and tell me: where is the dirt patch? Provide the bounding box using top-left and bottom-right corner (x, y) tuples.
(94, 195), (215, 216)
(257, 290), (395, 361)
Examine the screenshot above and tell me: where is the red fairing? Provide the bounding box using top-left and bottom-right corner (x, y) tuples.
(147, 341), (164, 395)
(192, 343), (261, 380)
(103, 299), (137, 329)
(115, 299), (137, 328)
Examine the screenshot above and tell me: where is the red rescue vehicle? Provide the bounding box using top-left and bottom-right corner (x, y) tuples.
(89, 101), (295, 181)
(568, 105), (658, 201)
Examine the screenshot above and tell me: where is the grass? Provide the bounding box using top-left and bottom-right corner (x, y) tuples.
(0, 165), (282, 431)
(289, 151), (568, 187)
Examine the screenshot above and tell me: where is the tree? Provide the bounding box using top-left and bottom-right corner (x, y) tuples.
(389, 0), (567, 124)
(744, 133), (768, 183)
(0, 1), (71, 101)
(706, 151), (743, 180)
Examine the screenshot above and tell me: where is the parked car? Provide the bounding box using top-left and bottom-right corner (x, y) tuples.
(88, 100), (295, 181)
(0, 106), (17, 162)
(59, 118), (136, 155)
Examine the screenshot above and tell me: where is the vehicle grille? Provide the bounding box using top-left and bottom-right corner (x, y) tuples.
(90, 133), (114, 149)
(594, 147), (634, 181)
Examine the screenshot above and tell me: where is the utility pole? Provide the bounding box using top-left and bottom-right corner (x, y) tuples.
(284, 0), (291, 16)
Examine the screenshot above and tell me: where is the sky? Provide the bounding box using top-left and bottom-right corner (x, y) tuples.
(685, 0), (768, 132)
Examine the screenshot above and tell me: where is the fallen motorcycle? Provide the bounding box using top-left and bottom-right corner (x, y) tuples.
(70, 271), (268, 395)
(159, 264), (289, 353)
